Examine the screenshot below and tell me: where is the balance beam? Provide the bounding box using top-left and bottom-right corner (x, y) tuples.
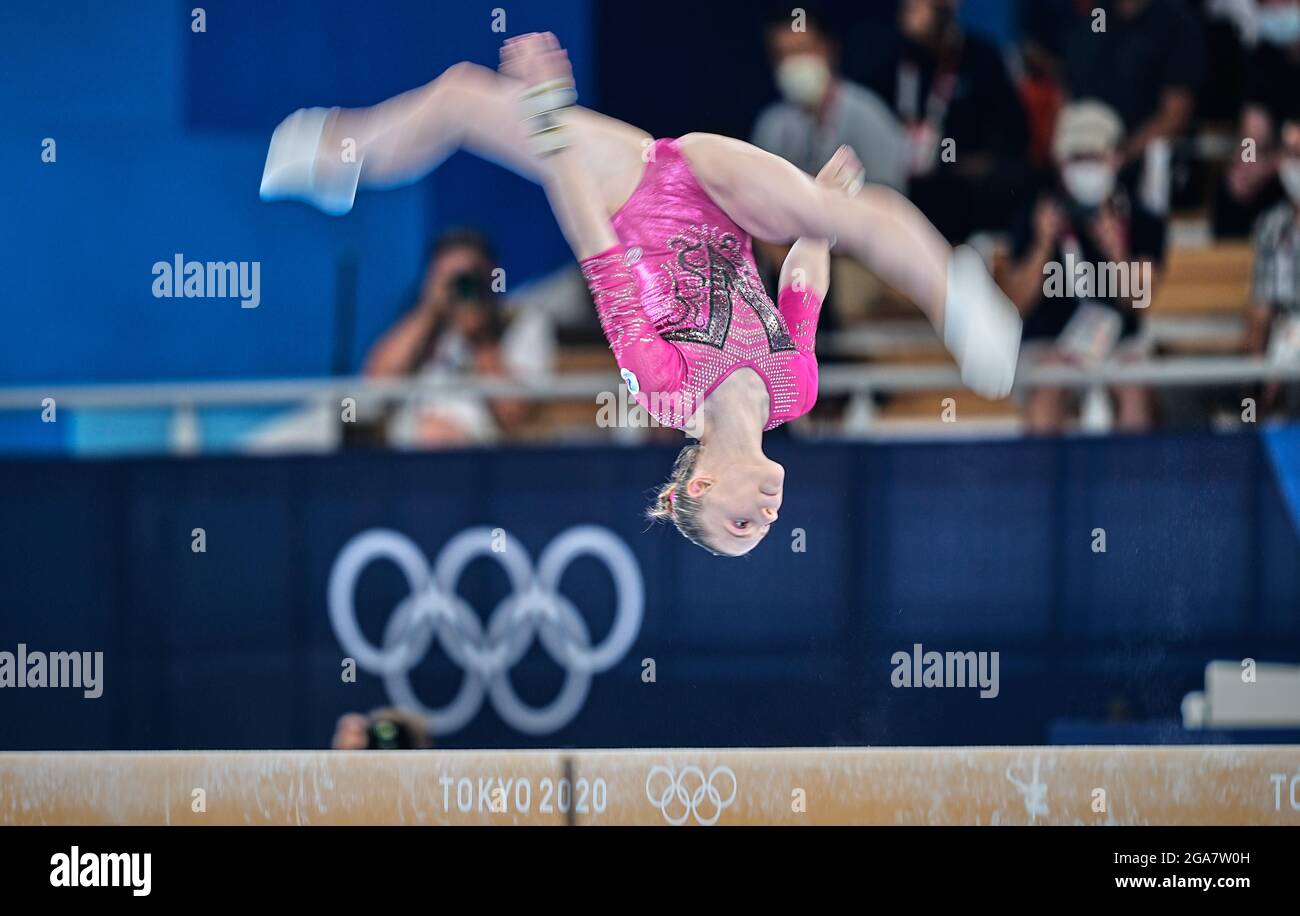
(2, 747), (1297, 825)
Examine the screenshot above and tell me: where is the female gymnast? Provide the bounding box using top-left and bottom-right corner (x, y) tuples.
(260, 32), (1021, 556)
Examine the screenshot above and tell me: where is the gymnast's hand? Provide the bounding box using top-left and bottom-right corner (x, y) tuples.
(815, 144), (866, 198)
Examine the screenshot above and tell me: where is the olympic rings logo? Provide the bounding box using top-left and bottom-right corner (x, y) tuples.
(328, 526), (643, 736)
(645, 764), (738, 826)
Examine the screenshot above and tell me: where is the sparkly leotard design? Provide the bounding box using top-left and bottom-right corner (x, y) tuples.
(581, 138), (822, 431)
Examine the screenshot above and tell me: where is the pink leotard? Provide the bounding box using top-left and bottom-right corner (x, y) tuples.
(580, 138), (822, 431)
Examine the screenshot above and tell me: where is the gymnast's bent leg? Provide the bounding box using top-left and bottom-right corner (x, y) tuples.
(260, 60), (647, 215)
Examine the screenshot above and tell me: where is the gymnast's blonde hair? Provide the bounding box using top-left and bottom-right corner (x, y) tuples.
(646, 443), (726, 556)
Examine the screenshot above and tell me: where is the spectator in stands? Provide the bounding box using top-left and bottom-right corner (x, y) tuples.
(1243, 119), (1300, 414)
(847, 0), (1030, 243)
(1058, 0), (1205, 211)
(1215, 0), (1300, 237)
(1194, 0), (1253, 126)
(1001, 102), (1167, 434)
(364, 229), (552, 446)
(752, 8), (908, 191)
(1016, 0), (1072, 177)
(750, 6), (908, 331)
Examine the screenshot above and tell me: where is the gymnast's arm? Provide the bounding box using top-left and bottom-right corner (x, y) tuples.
(775, 238), (828, 417)
(776, 239), (828, 357)
(546, 147), (688, 397)
(774, 146), (865, 355)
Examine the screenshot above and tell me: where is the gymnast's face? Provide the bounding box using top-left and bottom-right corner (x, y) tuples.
(687, 456), (784, 556)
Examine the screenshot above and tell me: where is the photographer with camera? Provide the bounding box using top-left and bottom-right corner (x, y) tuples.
(364, 228), (545, 446)
(330, 709), (431, 750)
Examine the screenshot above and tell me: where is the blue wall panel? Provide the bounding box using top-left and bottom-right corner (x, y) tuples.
(1, 431), (1296, 751)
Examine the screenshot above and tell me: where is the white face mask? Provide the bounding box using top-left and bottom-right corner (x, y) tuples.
(1281, 160), (1300, 203)
(1257, 4), (1300, 46)
(1062, 160), (1116, 207)
(776, 54), (831, 107)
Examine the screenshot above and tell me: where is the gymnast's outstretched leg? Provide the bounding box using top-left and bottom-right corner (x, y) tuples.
(259, 60), (648, 216)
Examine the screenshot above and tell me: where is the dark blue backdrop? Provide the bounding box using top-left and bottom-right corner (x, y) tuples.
(2, 430), (1297, 751)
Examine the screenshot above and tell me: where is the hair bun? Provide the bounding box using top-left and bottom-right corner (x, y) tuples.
(647, 483), (676, 521)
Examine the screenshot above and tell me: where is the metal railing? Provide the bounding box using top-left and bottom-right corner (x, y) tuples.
(2, 356), (1299, 412)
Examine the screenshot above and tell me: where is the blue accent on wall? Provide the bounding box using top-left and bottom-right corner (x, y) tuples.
(1263, 423), (1300, 542)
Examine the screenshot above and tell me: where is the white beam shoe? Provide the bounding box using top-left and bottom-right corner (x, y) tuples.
(258, 107), (362, 216)
(942, 245), (1023, 400)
